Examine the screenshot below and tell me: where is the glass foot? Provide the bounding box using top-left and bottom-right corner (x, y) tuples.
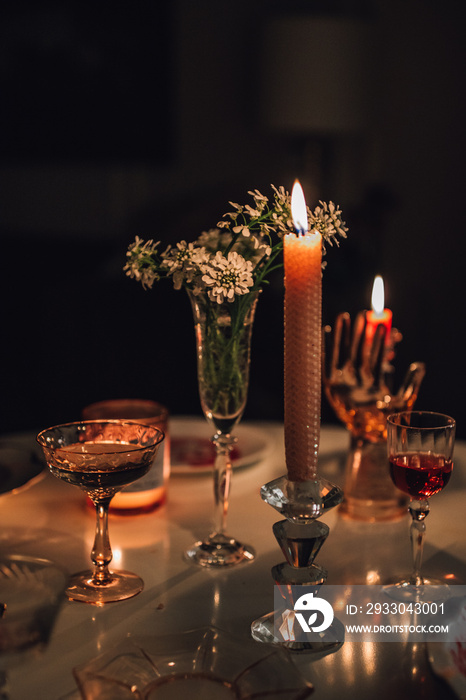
(251, 611), (344, 657)
(66, 570), (144, 604)
(185, 534), (255, 568)
(383, 578), (451, 602)
(261, 475), (344, 523)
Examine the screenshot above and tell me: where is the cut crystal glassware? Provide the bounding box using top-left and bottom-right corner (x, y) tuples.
(37, 420), (164, 603)
(386, 410), (455, 600)
(73, 626), (314, 699)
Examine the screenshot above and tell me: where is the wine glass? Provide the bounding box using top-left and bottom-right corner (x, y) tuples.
(37, 420), (164, 604)
(386, 411), (455, 597)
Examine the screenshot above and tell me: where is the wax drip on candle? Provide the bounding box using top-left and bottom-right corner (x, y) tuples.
(284, 182), (322, 482)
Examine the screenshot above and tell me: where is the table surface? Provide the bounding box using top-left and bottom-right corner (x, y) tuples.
(1, 418), (465, 700)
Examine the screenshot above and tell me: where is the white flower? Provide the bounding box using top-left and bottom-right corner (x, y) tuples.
(196, 228), (231, 251)
(202, 251), (254, 303)
(309, 201), (348, 242)
(248, 189), (268, 204)
(161, 241), (207, 288)
(123, 236), (160, 289)
(232, 225), (251, 237)
(244, 205), (260, 217)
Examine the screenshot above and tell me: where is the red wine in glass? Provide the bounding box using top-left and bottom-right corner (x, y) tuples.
(389, 453), (453, 499)
(386, 411), (456, 597)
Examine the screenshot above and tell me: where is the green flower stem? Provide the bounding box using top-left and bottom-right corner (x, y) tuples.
(190, 291), (258, 434)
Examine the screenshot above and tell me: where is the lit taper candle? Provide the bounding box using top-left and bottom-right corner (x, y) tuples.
(365, 275), (392, 347)
(284, 181), (322, 482)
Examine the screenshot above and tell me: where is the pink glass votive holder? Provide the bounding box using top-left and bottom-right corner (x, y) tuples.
(82, 399), (170, 514)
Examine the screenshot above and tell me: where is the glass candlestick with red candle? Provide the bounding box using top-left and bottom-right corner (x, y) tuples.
(323, 303), (426, 523)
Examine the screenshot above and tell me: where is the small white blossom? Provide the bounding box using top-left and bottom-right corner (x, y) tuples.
(309, 201), (348, 243)
(123, 236), (160, 289)
(161, 241), (207, 288)
(248, 189), (268, 204)
(232, 225), (251, 237)
(202, 251), (254, 304)
(244, 205), (260, 217)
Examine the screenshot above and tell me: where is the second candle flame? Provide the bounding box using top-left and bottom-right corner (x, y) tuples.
(291, 180), (308, 235)
(371, 275), (385, 317)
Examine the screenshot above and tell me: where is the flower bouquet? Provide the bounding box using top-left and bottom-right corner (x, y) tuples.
(124, 185), (347, 567)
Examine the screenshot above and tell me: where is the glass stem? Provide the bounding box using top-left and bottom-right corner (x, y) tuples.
(408, 499), (430, 586)
(212, 434), (235, 537)
(91, 500), (113, 585)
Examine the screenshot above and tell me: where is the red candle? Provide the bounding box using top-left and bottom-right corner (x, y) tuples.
(365, 275), (392, 347)
(284, 181), (321, 482)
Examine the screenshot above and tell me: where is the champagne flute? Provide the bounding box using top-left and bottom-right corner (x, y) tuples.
(37, 420), (164, 604)
(386, 411), (455, 597)
(184, 290), (258, 568)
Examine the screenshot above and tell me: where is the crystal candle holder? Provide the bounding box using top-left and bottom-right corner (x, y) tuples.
(322, 311), (426, 522)
(260, 475), (344, 522)
(251, 474), (344, 654)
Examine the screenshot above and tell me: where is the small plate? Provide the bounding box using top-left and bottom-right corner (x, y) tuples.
(0, 443), (46, 495)
(73, 626), (313, 699)
(170, 417), (269, 474)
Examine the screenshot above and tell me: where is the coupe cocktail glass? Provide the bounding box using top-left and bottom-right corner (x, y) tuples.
(37, 420), (164, 604)
(386, 411), (455, 597)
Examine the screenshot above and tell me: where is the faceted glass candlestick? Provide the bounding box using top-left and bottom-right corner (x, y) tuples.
(251, 487), (344, 655)
(261, 475), (343, 523)
(272, 520), (329, 607)
(273, 519), (329, 567)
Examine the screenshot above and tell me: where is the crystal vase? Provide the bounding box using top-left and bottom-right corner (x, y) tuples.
(185, 289), (259, 567)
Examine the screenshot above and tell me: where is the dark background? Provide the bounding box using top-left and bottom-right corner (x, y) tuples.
(1, 0), (465, 438)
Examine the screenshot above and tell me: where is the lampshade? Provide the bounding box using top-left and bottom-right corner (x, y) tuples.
(260, 17), (373, 135)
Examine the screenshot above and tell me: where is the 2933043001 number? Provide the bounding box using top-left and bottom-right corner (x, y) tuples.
(364, 601), (445, 616)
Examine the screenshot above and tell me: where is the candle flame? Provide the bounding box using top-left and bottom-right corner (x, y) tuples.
(371, 275), (385, 316)
(291, 180), (308, 235)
